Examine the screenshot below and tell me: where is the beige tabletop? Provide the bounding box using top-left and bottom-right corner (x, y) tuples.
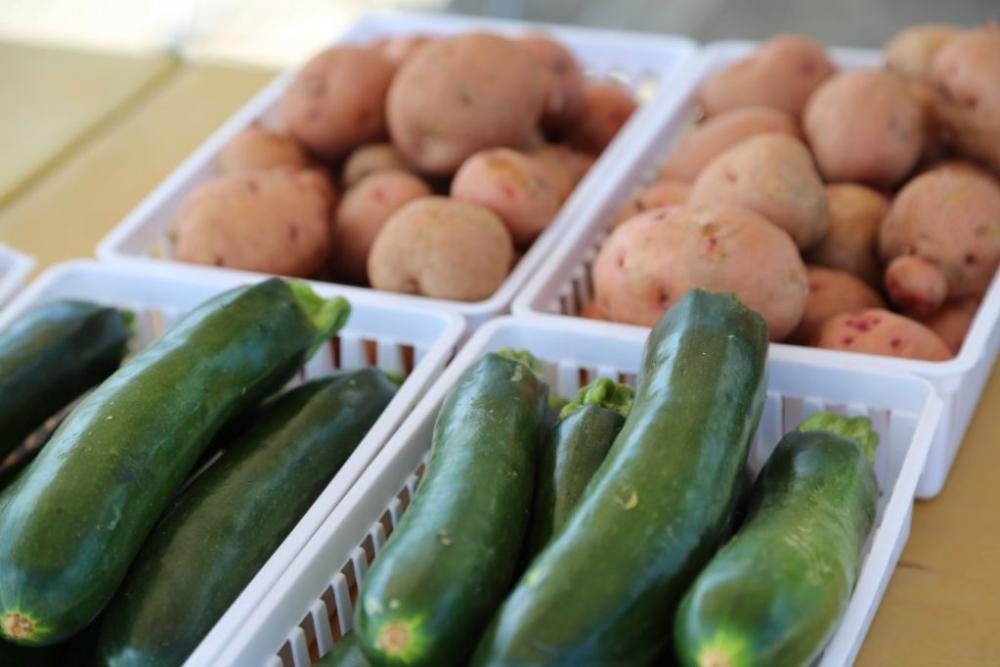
(0, 41), (997, 667)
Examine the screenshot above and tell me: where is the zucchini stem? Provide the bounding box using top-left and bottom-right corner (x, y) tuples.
(286, 281), (351, 355)
(496, 349), (544, 378)
(798, 412), (879, 463)
(560, 377), (634, 419)
(2, 612), (33, 641)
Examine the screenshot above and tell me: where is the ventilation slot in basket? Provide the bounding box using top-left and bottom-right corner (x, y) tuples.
(282, 462), (428, 666)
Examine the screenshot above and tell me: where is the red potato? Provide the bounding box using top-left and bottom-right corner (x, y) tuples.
(330, 170), (432, 285)
(217, 124), (310, 174)
(377, 34), (433, 68)
(367, 197), (514, 301)
(567, 81), (637, 155)
(930, 25), (1000, 173)
(175, 169), (334, 277)
(803, 183), (889, 287)
(387, 33), (548, 175)
(592, 204), (808, 340)
(815, 308), (952, 361)
(450, 148), (567, 247)
(280, 46), (395, 160)
(342, 143), (411, 188)
(788, 266), (885, 345)
(804, 69), (926, 188)
(659, 106), (801, 182)
(885, 255), (949, 316)
(578, 300), (604, 321)
(529, 144), (594, 191)
(880, 170), (1000, 301)
(688, 133), (828, 250)
(613, 180), (690, 226)
(698, 35), (836, 118)
(918, 298), (978, 354)
(884, 24), (962, 80)
(520, 33), (587, 135)
(921, 159), (1000, 182)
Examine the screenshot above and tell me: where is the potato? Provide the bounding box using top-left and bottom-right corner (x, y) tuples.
(884, 255), (949, 316)
(217, 124), (309, 174)
(330, 170), (432, 285)
(529, 144), (594, 190)
(592, 204), (807, 340)
(659, 106), (800, 183)
(803, 69), (926, 187)
(803, 183), (888, 287)
(578, 300), (605, 321)
(613, 180), (690, 226)
(698, 35), (835, 118)
(688, 133), (828, 250)
(450, 148), (567, 247)
(918, 298), (978, 354)
(930, 25), (1000, 173)
(885, 24), (962, 80)
(280, 46), (394, 160)
(788, 266), (885, 345)
(387, 33), (548, 175)
(367, 197), (513, 301)
(175, 168), (334, 277)
(377, 35), (433, 68)
(567, 81), (637, 154)
(342, 143), (411, 188)
(880, 169), (1000, 300)
(921, 159), (1000, 182)
(520, 33), (586, 135)
(815, 308), (952, 361)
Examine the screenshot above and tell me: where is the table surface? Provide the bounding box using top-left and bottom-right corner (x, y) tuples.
(1, 41), (998, 666)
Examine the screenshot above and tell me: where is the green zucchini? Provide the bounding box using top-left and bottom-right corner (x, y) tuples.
(0, 279), (349, 646)
(523, 378), (633, 558)
(318, 632), (371, 667)
(471, 289), (769, 666)
(674, 413), (879, 667)
(355, 350), (549, 667)
(0, 300), (131, 461)
(96, 369), (396, 667)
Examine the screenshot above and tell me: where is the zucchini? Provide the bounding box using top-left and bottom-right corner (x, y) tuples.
(318, 633), (371, 667)
(471, 289), (768, 666)
(96, 369), (396, 667)
(0, 300), (130, 461)
(674, 413), (879, 667)
(355, 350), (549, 667)
(523, 378), (632, 558)
(98, 369), (396, 667)
(0, 279), (349, 646)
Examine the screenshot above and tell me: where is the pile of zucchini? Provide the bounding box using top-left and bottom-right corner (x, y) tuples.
(338, 289), (881, 667)
(0, 279), (400, 666)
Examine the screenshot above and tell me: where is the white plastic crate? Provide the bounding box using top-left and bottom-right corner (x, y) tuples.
(513, 40), (1000, 498)
(0, 260), (463, 663)
(95, 10), (698, 329)
(0, 244), (34, 306)
(212, 316), (942, 667)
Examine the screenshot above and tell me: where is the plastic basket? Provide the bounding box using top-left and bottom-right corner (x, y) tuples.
(512, 40), (1000, 498)
(0, 244), (34, 306)
(212, 315), (942, 667)
(95, 10), (698, 329)
(0, 260), (464, 662)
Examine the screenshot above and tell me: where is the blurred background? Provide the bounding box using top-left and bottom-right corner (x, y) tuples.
(1, 0), (996, 67)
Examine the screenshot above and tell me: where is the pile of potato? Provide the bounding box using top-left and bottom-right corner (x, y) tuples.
(590, 24), (1000, 361)
(172, 31), (636, 302)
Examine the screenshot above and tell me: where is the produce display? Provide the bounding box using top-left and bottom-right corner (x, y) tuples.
(0, 278), (406, 666)
(172, 29), (636, 301)
(0, 301), (131, 476)
(588, 24), (1000, 361)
